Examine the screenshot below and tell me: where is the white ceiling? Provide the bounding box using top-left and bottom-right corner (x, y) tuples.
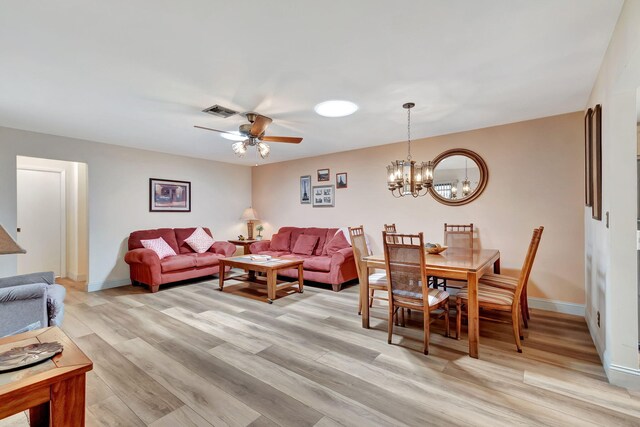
(0, 0), (623, 165)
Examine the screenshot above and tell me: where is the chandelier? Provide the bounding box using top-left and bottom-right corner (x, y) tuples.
(387, 102), (433, 198)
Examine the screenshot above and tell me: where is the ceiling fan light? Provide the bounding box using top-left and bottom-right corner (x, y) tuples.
(257, 142), (270, 159)
(232, 141), (247, 157)
(221, 131), (246, 141)
(314, 100), (358, 117)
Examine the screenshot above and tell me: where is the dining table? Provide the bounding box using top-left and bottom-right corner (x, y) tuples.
(362, 247), (501, 358)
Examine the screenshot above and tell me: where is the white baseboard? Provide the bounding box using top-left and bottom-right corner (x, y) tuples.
(527, 297), (585, 316)
(606, 364), (640, 390)
(87, 278), (131, 292)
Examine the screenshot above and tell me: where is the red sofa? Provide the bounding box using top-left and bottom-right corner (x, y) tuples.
(249, 226), (357, 291)
(124, 227), (236, 293)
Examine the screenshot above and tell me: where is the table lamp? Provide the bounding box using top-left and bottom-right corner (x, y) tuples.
(240, 207), (259, 240)
(0, 224), (26, 255)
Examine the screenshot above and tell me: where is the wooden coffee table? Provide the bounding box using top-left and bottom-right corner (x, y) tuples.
(0, 327), (93, 426)
(219, 256), (304, 303)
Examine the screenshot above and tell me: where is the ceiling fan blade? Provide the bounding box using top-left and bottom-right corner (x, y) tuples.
(194, 125), (235, 135)
(260, 136), (303, 144)
(250, 115), (273, 136)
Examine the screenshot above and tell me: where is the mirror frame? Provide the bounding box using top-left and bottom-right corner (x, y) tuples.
(428, 148), (489, 206)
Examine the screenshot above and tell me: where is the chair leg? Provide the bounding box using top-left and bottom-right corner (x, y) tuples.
(423, 308), (430, 355)
(443, 278), (447, 291)
(520, 293), (529, 329)
(456, 298), (462, 340)
(388, 305), (395, 344)
(524, 287), (531, 320)
(358, 290), (362, 316)
(519, 309), (524, 340)
(444, 301), (450, 338)
(369, 288), (375, 308)
(512, 308), (523, 353)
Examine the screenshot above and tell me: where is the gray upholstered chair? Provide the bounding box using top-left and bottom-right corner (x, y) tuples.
(0, 272), (66, 337)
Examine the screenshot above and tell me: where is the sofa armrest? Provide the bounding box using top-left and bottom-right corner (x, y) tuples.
(124, 248), (161, 267)
(330, 247), (354, 267)
(210, 241), (236, 257)
(0, 272), (54, 289)
(250, 240), (271, 253)
(0, 283), (47, 303)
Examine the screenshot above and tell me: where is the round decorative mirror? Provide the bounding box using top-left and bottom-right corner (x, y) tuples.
(428, 149), (488, 205)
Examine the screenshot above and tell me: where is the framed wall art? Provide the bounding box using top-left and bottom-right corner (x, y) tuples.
(300, 175), (311, 204)
(591, 104), (602, 220)
(584, 107), (593, 207)
(312, 185), (335, 207)
(317, 168), (330, 182)
(336, 172), (348, 189)
(149, 178), (191, 212)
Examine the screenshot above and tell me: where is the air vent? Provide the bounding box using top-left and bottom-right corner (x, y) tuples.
(202, 104), (238, 118)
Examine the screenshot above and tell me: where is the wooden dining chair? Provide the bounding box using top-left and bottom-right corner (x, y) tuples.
(383, 231), (451, 355)
(456, 227), (543, 353)
(384, 223), (397, 233)
(349, 226), (388, 314)
(432, 223), (474, 290)
(476, 226), (544, 328)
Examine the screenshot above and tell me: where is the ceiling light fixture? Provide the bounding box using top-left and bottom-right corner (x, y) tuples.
(314, 100), (358, 117)
(386, 102), (433, 198)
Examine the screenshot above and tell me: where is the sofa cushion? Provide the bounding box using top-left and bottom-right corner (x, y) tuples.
(175, 227), (214, 254)
(323, 231), (351, 256)
(141, 237), (178, 260)
(129, 228), (180, 253)
(270, 232), (291, 251)
(160, 255), (197, 273)
(184, 227), (215, 253)
(303, 256), (332, 272)
(281, 254), (311, 260)
(300, 228), (330, 256)
(292, 234), (319, 255)
(188, 253), (222, 267)
(278, 227), (305, 252)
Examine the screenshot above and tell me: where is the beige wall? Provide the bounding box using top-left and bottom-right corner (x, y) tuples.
(253, 112), (585, 307)
(585, 0), (640, 388)
(0, 126), (252, 290)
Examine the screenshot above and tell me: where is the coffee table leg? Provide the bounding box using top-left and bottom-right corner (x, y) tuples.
(219, 262), (226, 291)
(29, 402), (49, 427)
(50, 374), (86, 426)
(298, 264), (304, 293)
(494, 257), (501, 274)
(267, 270), (276, 303)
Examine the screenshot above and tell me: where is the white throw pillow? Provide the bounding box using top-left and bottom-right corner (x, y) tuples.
(141, 237), (177, 259)
(184, 227), (215, 253)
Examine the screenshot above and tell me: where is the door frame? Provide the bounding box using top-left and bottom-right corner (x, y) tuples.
(16, 166), (67, 278)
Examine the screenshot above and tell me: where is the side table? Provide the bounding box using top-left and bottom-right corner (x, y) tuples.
(227, 239), (258, 255)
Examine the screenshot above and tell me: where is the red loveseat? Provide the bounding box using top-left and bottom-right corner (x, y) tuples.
(124, 227), (236, 293)
(249, 226), (357, 291)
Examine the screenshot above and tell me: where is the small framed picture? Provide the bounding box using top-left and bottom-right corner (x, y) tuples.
(150, 178), (191, 212)
(336, 172), (348, 189)
(312, 185), (335, 207)
(300, 175), (311, 204)
(317, 168), (330, 182)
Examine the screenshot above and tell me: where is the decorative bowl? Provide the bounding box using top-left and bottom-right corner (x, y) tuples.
(425, 245), (448, 255)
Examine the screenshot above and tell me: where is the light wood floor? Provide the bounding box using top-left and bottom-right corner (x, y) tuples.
(3, 276), (640, 427)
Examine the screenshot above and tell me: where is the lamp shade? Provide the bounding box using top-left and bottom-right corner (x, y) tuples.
(0, 225), (26, 255)
(240, 207), (259, 221)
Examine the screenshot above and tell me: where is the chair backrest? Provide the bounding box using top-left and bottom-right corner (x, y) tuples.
(348, 226), (370, 283)
(384, 223), (397, 233)
(512, 226), (544, 308)
(444, 223), (474, 249)
(383, 231), (428, 309)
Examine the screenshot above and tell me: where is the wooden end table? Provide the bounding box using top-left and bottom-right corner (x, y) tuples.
(0, 327), (93, 426)
(227, 239), (258, 255)
(219, 256), (304, 303)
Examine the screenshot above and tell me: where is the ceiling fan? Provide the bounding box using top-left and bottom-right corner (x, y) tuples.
(195, 112), (302, 159)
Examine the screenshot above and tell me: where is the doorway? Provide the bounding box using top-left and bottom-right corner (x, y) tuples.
(16, 156), (88, 282)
